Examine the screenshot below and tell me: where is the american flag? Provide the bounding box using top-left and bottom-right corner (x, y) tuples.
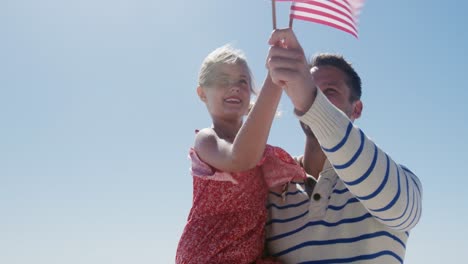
(277, 0), (365, 38)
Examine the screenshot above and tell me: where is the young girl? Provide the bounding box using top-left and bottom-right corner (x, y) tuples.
(175, 45), (305, 264)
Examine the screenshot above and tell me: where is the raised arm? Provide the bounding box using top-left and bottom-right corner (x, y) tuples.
(298, 89), (422, 231)
(266, 28), (422, 231)
(195, 75), (283, 172)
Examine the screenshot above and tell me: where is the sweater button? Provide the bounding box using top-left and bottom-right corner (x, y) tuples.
(313, 193), (321, 201)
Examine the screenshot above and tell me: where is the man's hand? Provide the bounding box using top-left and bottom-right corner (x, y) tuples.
(266, 28), (317, 115)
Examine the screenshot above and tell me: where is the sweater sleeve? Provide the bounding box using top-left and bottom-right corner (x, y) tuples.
(297, 89), (423, 231)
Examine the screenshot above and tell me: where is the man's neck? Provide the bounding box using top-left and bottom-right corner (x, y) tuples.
(302, 136), (327, 180)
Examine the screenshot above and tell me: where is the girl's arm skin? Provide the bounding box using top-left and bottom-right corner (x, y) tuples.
(195, 75), (282, 173)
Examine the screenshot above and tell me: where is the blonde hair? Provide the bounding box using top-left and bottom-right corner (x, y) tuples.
(198, 44), (256, 94)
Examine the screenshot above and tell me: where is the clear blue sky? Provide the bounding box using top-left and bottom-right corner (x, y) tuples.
(1, 0), (467, 263)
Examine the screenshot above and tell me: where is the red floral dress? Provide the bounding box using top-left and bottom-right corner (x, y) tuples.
(176, 145), (306, 264)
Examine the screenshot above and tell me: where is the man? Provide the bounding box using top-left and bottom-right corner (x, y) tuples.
(265, 28), (422, 263)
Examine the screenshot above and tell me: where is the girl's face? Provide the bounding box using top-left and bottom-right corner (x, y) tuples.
(198, 63), (252, 121)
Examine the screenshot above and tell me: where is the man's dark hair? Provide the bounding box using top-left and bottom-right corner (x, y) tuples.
(309, 53), (362, 102)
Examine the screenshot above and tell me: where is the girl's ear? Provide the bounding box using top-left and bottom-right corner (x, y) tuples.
(197, 86), (206, 102)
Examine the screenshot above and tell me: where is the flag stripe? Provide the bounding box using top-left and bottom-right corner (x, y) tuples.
(286, 0), (365, 38)
(289, 0), (354, 17)
(329, 0), (354, 17)
(291, 13), (358, 38)
(293, 1), (355, 24)
(291, 5), (357, 34)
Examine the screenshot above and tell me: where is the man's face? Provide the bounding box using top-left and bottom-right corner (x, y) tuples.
(311, 65), (362, 120)
(300, 65), (362, 137)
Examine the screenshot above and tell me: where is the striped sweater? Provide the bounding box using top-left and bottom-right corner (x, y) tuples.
(266, 89), (423, 264)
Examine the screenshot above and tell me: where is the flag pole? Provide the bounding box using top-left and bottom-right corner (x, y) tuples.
(272, 0), (277, 29)
(288, 1), (294, 28)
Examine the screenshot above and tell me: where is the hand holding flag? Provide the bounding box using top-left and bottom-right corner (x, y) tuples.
(267, 28), (316, 114)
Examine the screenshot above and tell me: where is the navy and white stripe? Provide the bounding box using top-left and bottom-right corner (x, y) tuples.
(301, 88), (422, 230)
(266, 89), (422, 263)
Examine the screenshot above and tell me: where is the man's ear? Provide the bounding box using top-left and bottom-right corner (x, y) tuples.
(197, 86), (206, 102)
(352, 100), (363, 120)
